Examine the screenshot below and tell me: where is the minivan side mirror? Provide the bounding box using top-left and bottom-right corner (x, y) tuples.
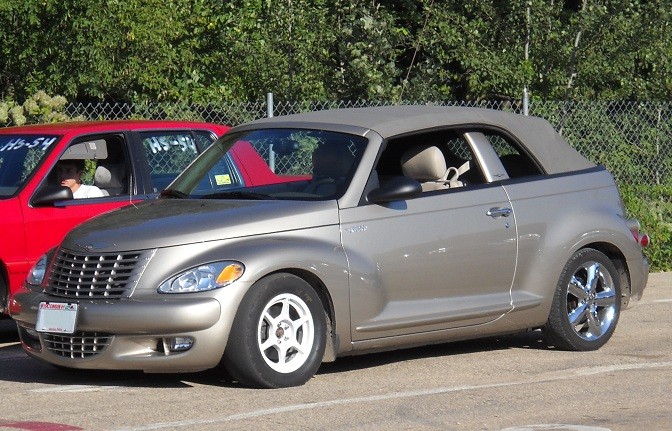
(32, 185), (74, 207)
(367, 176), (422, 204)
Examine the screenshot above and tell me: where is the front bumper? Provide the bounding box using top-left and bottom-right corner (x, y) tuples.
(12, 288), (242, 373)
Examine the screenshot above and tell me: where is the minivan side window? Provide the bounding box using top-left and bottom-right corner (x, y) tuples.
(140, 131), (211, 192)
(49, 134), (130, 198)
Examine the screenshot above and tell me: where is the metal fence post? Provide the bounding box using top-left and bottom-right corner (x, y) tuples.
(267, 93), (274, 118)
(267, 92), (275, 172)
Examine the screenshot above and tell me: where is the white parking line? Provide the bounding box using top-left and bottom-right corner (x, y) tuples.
(30, 385), (122, 393)
(501, 425), (611, 431)
(111, 361), (672, 431)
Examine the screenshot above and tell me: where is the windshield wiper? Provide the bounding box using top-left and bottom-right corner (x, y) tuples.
(201, 191), (275, 200)
(159, 189), (190, 199)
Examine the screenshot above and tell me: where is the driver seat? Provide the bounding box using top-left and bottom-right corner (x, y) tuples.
(401, 145), (470, 191)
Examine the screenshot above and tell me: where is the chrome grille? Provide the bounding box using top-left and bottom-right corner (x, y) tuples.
(46, 248), (155, 299)
(43, 332), (113, 358)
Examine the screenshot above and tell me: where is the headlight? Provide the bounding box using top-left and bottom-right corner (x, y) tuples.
(26, 254), (49, 286)
(158, 261), (244, 294)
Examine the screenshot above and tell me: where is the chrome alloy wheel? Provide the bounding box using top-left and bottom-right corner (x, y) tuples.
(566, 260), (618, 341)
(257, 293), (315, 374)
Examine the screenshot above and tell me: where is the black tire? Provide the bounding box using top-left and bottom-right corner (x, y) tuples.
(223, 273), (327, 388)
(0, 275), (7, 315)
(544, 248), (621, 351)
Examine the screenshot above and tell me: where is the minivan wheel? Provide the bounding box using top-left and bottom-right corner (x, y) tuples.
(223, 273), (327, 388)
(0, 276), (7, 315)
(544, 248), (621, 351)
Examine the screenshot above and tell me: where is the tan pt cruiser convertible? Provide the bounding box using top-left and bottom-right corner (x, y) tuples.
(11, 106), (649, 388)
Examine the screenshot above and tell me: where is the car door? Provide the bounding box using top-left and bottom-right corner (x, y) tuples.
(22, 133), (136, 265)
(341, 131), (517, 342)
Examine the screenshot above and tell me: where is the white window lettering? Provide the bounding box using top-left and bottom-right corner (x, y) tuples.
(0, 138), (26, 151)
(0, 137), (56, 152)
(145, 135), (196, 154)
(25, 138), (43, 149)
(146, 137), (163, 154)
(41, 137), (57, 151)
(179, 135), (197, 153)
(26, 137), (55, 149)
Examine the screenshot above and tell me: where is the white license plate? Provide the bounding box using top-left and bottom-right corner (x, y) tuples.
(35, 302), (79, 334)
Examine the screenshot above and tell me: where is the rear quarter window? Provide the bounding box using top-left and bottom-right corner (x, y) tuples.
(484, 132), (544, 179)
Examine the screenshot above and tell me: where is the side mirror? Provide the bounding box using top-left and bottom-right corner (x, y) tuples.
(32, 185), (74, 206)
(367, 176), (422, 204)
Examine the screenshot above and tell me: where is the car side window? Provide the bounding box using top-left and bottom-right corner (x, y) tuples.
(140, 131), (203, 192)
(93, 135), (129, 196)
(49, 134), (130, 199)
(378, 130), (485, 192)
(484, 132), (543, 179)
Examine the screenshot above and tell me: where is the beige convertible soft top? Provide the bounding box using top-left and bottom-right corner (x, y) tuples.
(236, 105), (595, 175)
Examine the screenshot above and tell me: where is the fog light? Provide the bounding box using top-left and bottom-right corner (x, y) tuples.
(164, 337), (194, 353)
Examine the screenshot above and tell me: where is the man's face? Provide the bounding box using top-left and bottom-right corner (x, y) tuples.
(57, 162), (82, 189)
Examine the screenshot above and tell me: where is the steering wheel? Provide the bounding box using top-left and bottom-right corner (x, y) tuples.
(302, 178), (335, 195)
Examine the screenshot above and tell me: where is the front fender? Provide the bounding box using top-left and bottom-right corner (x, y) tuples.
(136, 225), (351, 353)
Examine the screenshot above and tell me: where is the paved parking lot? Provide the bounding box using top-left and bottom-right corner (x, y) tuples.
(1, 272), (670, 431)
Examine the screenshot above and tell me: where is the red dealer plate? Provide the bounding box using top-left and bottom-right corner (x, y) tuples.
(35, 302), (79, 334)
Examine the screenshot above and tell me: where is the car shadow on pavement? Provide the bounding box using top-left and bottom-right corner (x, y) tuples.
(318, 329), (552, 376)
(0, 320), (553, 389)
(0, 318), (19, 343)
(0, 318), (230, 389)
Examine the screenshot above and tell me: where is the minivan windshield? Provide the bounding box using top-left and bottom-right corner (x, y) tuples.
(167, 128), (368, 201)
(0, 135), (59, 197)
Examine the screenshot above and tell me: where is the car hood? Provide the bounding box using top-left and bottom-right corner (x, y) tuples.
(62, 199), (339, 252)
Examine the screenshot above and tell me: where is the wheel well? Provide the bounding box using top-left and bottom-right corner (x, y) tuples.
(269, 268), (338, 362)
(581, 242), (631, 307)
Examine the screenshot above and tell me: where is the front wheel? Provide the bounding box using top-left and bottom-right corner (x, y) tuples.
(0, 275), (7, 315)
(543, 248), (621, 351)
(223, 273), (327, 388)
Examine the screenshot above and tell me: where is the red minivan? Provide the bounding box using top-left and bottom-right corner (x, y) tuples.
(0, 120), (248, 314)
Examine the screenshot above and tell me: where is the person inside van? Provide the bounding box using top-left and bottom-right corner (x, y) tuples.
(56, 159), (104, 199)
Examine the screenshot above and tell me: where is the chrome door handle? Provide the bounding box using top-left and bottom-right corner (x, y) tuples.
(486, 207), (512, 218)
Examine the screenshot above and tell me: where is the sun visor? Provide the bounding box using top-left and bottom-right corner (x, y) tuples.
(61, 139), (108, 160)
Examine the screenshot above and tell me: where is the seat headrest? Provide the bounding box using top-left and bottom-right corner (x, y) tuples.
(401, 146), (447, 181)
(94, 164), (124, 188)
(312, 144), (355, 178)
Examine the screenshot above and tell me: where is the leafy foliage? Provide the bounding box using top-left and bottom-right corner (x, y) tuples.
(620, 185), (672, 272)
(1, 1), (670, 269)
(0, 91), (81, 126)
(2, 0), (670, 104)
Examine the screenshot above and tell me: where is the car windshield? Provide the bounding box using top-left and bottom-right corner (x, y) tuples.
(0, 134), (60, 197)
(167, 128), (368, 201)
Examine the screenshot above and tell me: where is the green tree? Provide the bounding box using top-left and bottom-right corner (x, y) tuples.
(1, 0), (671, 103)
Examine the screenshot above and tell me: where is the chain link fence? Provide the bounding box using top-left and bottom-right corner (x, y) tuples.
(64, 100), (672, 188)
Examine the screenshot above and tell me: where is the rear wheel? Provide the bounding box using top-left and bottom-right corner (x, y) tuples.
(544, 248), (621, 351)
(223, 273), (327, 388)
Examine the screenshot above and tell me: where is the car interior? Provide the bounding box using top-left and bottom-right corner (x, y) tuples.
(49, 134), (130, 198)
(375, 128), (543, 193)
(93, 136), (128, 196)
(376, 129), (486, 192)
